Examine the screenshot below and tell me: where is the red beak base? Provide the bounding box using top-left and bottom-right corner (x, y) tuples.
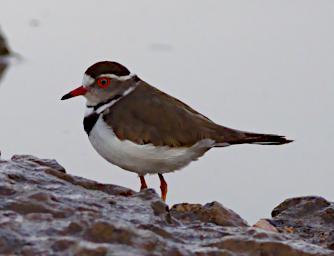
(61, 86), (88, 100)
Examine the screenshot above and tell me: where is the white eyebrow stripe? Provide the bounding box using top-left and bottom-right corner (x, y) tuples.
(97, 73), (136, 81)
(82, 73), (136, 87)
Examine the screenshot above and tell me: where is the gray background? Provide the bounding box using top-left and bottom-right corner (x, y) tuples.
(0, 0), (333, 223)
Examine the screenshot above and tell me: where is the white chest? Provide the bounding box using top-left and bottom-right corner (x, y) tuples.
(88, 116), (214, 175)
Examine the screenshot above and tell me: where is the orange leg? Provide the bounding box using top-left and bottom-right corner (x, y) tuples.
(139, 175), (147, 191)
(158, 173), (168, 202)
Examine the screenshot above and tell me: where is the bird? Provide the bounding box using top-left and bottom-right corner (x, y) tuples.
(61, 61), (292, 202)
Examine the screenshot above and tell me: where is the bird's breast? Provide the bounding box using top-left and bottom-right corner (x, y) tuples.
(86, 115), (214, 175)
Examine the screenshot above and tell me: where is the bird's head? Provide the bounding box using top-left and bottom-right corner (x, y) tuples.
(61, 61), (138, 105)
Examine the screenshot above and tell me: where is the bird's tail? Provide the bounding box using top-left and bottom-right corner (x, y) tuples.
(214, 127), (293, 147)
(234, 132), (293, 145)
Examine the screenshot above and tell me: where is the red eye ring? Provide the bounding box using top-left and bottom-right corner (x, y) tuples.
(97, 77), (111, 88)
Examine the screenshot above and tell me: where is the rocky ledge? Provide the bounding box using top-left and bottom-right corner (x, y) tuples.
(0, 155), (333, 256)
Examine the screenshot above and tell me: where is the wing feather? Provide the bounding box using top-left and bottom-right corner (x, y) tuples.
(102, 81), (227, 147)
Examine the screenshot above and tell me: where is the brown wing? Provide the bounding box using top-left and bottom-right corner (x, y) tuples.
(102, 81), (244, 147)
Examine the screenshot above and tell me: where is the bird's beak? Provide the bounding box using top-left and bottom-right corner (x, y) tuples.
(61, 86), (88, 100)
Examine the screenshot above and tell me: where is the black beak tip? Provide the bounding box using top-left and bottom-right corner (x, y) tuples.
(61, 93), (72, 100)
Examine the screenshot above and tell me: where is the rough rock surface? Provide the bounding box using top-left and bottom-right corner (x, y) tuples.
(270, 196), (334, 250)
(0, 155), (333, 256)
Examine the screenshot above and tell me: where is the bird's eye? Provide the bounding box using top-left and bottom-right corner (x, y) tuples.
(97, 77), (111, 88)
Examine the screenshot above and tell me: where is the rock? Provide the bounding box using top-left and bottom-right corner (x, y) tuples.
(171, 201), (248, 227)
(0, 155), (333, 256)
(269, 196), (334, 250)
(11, 154), (66, 173)
(253, 219), (278, 232)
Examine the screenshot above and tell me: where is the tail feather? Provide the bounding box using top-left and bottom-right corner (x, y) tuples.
(244, 134), (293, 145)
(239, 133), (293, 145)
(214, 128), (293, 147)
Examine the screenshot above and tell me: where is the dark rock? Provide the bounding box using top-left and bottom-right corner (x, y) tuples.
(74, 246), (108, 256)
(270, 196), (334, 251)
(11, 154), (66, 173)
(0, 155), (333, 256)
(51, 238), (77, 252)
(84, 221), (135, 244)
(60, 221), (84, 235)
(171, 201), (248, 227)
(0, 230), (25, 254)
(0, 184), (16, 196)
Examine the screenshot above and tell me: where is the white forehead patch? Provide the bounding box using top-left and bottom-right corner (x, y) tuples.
(82, 74), (95, 87)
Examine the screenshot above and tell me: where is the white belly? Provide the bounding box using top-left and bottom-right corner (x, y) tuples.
(88, 116), (215, 175)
